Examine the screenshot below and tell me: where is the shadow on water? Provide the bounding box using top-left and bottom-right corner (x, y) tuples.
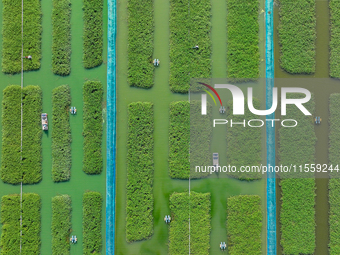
(274, 1), (336, 254)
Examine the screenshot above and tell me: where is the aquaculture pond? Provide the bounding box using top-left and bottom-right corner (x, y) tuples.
(274, 1), (340, 254)
(0, 0), (108, 253)
(115, 0), (268, 253)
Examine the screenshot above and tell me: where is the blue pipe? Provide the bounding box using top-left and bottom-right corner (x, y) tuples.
(106, 0), (117, 252)
(265, 0), (276, 254)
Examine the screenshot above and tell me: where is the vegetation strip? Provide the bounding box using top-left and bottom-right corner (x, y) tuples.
(1, 85), (42, 184)
(0, 194), (21, 254)
(126, 102), (154, 242)
(83, 191), (102, 255)
(52, 195), (71, 255)
(52, 0), (71, 75)
(169, 0), (211, 93)
(226, 99), (262, 180)
(52, 85), (72, 182)
(22, 86), (42, 184)
(83, 81), (103, 174)
(83, 0), (103, 68)
(169, 192), (211, 254)
(127, 0), (154, 88)
(0, 193), (41, 254)
(190, 100), (212, 178)
(329, 94), (340, 254)
(330, 0), (340, 78)
(2, 0), (42, 73)
(169, 101), (190, 179)
(227, 195), (262, 255)
(226, 0), (260, 80)
(279, 94), (316, 254)
(278, 0), (316, 74)
(1, 86), (22, 184)
(22, 193), (41, 254)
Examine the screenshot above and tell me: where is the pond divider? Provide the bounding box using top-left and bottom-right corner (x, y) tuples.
(266, 0), (276, 254)
(106, 0), (116, 252)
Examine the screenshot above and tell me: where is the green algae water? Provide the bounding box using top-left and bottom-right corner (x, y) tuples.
(274, 1), (336, 254)
(116, 0), (267, 253)
(0, 0), (108, 253)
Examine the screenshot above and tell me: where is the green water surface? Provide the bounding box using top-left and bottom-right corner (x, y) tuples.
(115, 0), (267, 253)
(0, 0), (108, 253)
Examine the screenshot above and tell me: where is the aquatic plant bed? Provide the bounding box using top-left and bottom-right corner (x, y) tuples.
(226, 99), (262, 180)
(277, 0), (316, 74)
(328, 93), (340, 254)
(22, 86), (43, 184)
(52, 85), (71, 182)
(278, 94), (316, 254)
(1, 86), (21, 184)
(227, 195), (262, 255)
(190, 100), (212, 179)
(1, 85), (42, 184)
(226, 0), (260, 80)
(126, 102), (154, 242)
(330, 0), (340, 78)
(0, 193), (41, 254)
(127, 0), (154, 88)
(169, 0), (211, 93)
(52, 0), (71, 75)
(0, 194), (21, 253)
(83, 81), (103, 175)
(83, 0), (103, 68)
(83, 191), (102, 255)
(51, 195), (71, 255)
(169, 192), (211, 254)
(169, 101), (189, 179)
(1, 0), (42, 73)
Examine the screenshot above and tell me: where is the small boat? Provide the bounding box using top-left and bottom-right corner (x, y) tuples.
(315, 116), (321, 124)
(153, 59), (160, 67)
(220, 242), (226, 250)
(164, 215), (171, 223)
(41, 113), (48, 130)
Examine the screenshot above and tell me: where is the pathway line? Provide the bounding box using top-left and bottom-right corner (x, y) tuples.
(20, 0), (24, 252)
(106, 0), (117, 252)
(265, 0), (276, 254)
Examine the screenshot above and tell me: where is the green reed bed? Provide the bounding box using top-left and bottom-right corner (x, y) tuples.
(21, 193), (41, 254)
(1, 0), (42, 73)
(83, 81), (103, 174)
(169, 0), (211, 93)
(1, 86), (22, 184)
(127, 0), (154, 88)
(52, 0), (71, 75)
(226, 99), (262, 180)
(22, 86), (42, 184)
(52, 85), (72, 182)
(330, 0), (340, 78)
(0, 193), (41, 254)
(52, 195), (71, 255)
(126, 102), (154, 242)
(169, 101), (189, 179)
(83, 0), (103, 68)
(83, 191), (102, 255)
(169, 192), (211, 254)
(329, 94), (340, 254)
(1, 85), (42, 184)
(226, 0), (260, 80)
(279, 94), (316, 254)
(0, 194), (20, 254)
(278, 0), (316, 74)
(227, 195), (262, 255)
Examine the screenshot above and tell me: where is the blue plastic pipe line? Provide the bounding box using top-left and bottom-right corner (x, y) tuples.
(106, 0), (117, 252)
(265, 0), (276, 254)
